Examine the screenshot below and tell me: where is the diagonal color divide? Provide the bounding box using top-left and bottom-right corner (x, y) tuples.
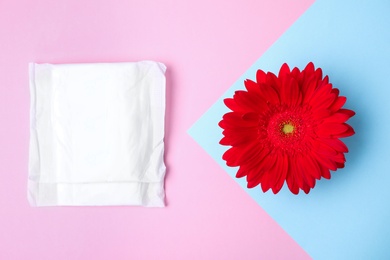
(188, 0), (390, 259)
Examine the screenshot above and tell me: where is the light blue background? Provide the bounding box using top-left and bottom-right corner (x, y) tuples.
(189, 0), (390, 259)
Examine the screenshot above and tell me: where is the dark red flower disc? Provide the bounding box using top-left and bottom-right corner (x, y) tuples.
(219, 62), (355, 194)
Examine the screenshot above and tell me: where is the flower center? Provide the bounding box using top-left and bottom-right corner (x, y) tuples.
(262, 106), (315, 155)
(282, 123), (294, 134)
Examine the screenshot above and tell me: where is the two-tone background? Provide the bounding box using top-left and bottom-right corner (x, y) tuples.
(1, 0), (388, 259)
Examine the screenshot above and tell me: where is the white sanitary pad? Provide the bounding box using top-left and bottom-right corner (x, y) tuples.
(28, 61), (166, 207)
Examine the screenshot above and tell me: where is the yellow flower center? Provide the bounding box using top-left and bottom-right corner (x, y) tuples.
(282, 123), (294, 134)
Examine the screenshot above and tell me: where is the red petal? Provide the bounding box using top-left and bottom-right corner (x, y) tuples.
(278, 63), (291, 78)
(328, 152), (346, 164)
(320, 166), (331, 179)
(247, 170), (266, 189)
(303, 171), (316, 189)
(222, 143), (262, 166)
(259, 152), (278, 172)
(223, 98), (241, 112)
(258, 83), (280, 105)
(260, 153), (284, 193)
(329, 96), (347, 112)
(291, 67), (301, 80)
(296, 156), (316, 188)
(305, 155), (322, 180)
(265, 72), (281, 95)
(260, 172), (272, 192)
(301, 181), (311, 194)
(311, 93), (336, 112)
(312, 109), (332, 120)
(286, 169), (299, 195)
(335, 124), (355, 138)
(270, 153), (288, 194)
(246, 151), (276, 184)
(219, 119), (258, 130)
(321, 138), (349, 153)
(317, 123), (350, 137)
(222, 147), (239, 162)
(223, 147), (243, 167)
(246, 168), (264, 183)
(238, 163), (255, 177)
(239, 144), (268, 166)
(339, 109), (355, 118)
(222, 128), (258, 139)
(222, 124), (258, 136)
(234, 90), (268, 113)
(291, 156), (306, 189)
(309, 83), (332, 106)
(336, 162), (345, 168)
(313, 140), (338, 156)
(256, 69), (267, 84)
(331, 87), (339, 96)
(319, 75), (329, 88)
(323, 112), (352, 123)
(244, 79), (260, 93)
(222, 112), (242, 121)
(314, 68), (323, 83)
(304, 62), (315, 75)
(302, 75), (317, 103)
(280, 77), (301, 106)
(242, 147), (271, 172)
(242, 112), (260, 121)
(236, 167), (248, 178)
(291, 77), (302, 106)
(313, 152), (338, 171)
(219, 112), (259, 129)
(219, 134), (257, 146)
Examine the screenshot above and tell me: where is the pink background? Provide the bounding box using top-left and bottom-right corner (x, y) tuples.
(0, 0), (313, 259)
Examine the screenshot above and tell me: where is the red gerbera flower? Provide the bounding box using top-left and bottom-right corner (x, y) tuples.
(219, 62), (355, 194)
